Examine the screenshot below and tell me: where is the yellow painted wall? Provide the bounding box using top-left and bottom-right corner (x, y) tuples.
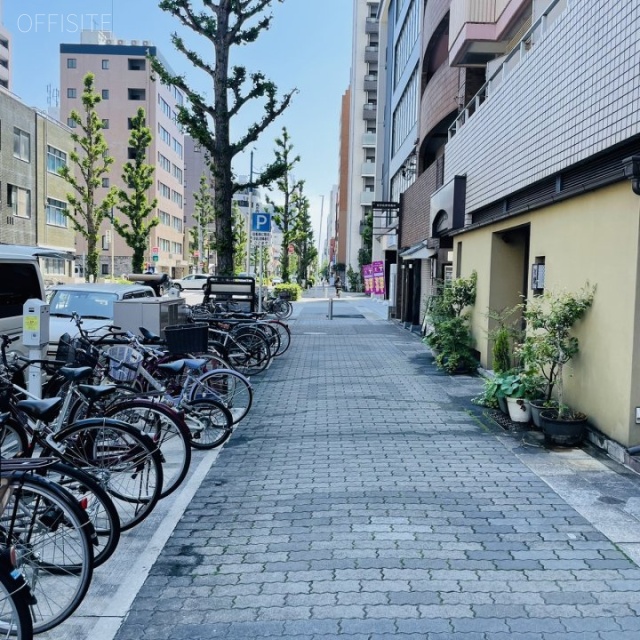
(456, 183), (640, 446)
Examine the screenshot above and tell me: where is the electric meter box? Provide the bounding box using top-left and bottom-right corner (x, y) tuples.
(22, 299), (50, 347)
(113, 297), (187, 336)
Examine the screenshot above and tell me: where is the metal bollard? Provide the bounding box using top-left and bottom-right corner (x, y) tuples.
(328, 297), (334, 319)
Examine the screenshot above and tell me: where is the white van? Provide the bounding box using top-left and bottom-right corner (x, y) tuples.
(0, 246), (49, 356)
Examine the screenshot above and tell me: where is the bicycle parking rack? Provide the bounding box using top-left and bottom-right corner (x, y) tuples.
(203, 276), (256, 312)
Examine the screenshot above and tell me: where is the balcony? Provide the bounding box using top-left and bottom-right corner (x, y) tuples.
(362, 132), (377, 147)
(361, 161), (376, 176)
(364, 74), (377, 92)
(363, 103), (377, 120)
(449, 0), (533, 66)
(360, 191), (374, 205)
(364, 46), (378, 63)
(365, 17), (379, 34)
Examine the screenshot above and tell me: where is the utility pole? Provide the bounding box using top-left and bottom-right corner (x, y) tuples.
(318, 195), (325, 267)
(246, 150), (253, 275)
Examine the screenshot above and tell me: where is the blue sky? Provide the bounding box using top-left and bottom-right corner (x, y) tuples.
(4, 0), (353, 234)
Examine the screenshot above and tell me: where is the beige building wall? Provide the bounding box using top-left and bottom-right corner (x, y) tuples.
(60, 38), (186, 278)
(456, 182), (640, 446)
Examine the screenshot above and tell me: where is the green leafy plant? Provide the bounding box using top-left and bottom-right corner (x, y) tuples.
(273, 283), (302, 301)
(519, 285), (596, 419)
(423, 272), (478, 374)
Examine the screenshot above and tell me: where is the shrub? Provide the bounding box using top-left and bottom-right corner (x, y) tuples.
(274, 283), (302, 301)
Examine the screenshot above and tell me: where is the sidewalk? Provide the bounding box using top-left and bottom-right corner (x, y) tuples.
(104, 296), (640, 639)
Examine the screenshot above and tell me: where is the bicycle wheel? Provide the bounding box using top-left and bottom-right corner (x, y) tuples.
(182, 398), (233, 450)
(227, 332), (271, 376)
(0, 418), (29, 458)
(0, 565), (34, 640)
(276, 300), (293, 319)
(53, 418), (163, 532)
(189, 369), (253, 425)
(268, 319), (291, 356)
(232, 324), (279, 359)
(0, 473), (93, 634)
(41, 462), (121, 568)
(104, 400), (191, 499)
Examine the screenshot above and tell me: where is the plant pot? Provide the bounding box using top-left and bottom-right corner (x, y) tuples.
(497, 395), (508, 415)
(506, 397), (531, 423)
(529, 399), (546, 428)
(540, 409), (587, 447)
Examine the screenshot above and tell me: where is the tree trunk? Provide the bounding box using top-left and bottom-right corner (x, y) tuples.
(132, 248), (144, 274)
(86, 236), (99, 283)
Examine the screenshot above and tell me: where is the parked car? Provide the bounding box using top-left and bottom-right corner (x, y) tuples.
(271, 277), (283, 285)
(171, 274), (210, 291)
(47, 283), (155, 357)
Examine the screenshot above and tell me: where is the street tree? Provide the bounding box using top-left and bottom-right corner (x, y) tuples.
(113, 107), (158, 274)
(189, 174), (217, 272)
(59, 73), (116, 281)
(153, 0), (296, 275)
(266, 128), (303, 283)
(232, 202), (247, 274)
(291, 185), (317, 285)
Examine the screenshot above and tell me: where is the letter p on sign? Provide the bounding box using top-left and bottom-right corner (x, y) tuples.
(251, 212), (271, 232)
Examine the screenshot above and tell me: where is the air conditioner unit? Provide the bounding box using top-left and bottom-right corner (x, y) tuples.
(142, 40), (150, 46)
(131, 40), (138, 46)
(117, 39), (125, 45)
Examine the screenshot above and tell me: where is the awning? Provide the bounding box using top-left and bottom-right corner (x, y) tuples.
(399, 243), (438, 260)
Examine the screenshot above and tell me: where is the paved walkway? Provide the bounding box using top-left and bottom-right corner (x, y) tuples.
(112, 295), (640, 639)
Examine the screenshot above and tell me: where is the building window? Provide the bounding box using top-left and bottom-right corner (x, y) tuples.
(8, 185), (32, 218)
(44, 258), (66, 275)
(128, 58), (146, 71)
(102, 119), (109, 129)
(158, 125), (171, 145)
(127, 147), (137, 160)
(45, 197), (68, 227)
(158, 181), (171, 199)
(173, 138), (183, 159)
(172, 165), (183, 184)
(102, 178), (110, 188)
(46, 146), (67, 174)
(171, 241), (183, 255)
(101, 89), (109, 100)
(102, 59), (109, 70)
(67, 88), (77, 99)
(128, 88), (146, 101)
(160, 238), (171, 252)
(13, 128), (30, 162)
(101, 263), (110, 275)
(171, 190), (183, 208)
(67, 118), (76, 129)
(158, 210), (171, 226)
(67, 58), (77, 69)
(158, 152), (171, 172)
(172, 215), (183, 232)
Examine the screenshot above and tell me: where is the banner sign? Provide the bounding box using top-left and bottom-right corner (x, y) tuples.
(362, 264), (374, 294)
(372, 261), (385, 296)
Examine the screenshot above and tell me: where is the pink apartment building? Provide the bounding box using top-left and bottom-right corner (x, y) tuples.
(60, 31), (187, 278)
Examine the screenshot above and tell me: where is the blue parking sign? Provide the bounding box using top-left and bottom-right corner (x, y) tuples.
(251, 212), (271, 232)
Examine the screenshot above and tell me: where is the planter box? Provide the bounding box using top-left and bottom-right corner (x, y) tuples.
(540, 410), (587, 447)
(506, 397), (531, 423)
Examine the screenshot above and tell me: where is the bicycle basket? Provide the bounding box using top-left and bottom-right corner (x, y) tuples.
(106, 345), (143, 383)
(68, 337), (101, 369)
(164, 323), (209, 355)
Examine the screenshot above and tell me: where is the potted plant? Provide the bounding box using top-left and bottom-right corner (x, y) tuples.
(497, 370), (544, 423)
(520, 285), (596, 445)
(423, 272), (478, 375)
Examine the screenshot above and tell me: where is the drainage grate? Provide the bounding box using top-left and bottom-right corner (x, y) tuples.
(331, 314), (366, 319)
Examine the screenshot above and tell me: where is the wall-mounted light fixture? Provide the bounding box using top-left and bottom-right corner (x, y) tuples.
(622, 155), (640, 195)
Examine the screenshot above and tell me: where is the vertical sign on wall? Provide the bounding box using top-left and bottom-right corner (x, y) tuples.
(372, 261), (385, 296)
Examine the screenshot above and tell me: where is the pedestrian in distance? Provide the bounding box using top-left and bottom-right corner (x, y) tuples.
(335, 275), (342, 298)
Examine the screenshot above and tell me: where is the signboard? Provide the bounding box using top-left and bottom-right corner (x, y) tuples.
(372, 260), (385, 296)
(362, 264), (374, 294)
(372, 201), (400, 210)
(251, 232), (271, 247)
(151, 246), (159, 255)
(251, 212), (272, 233)
(152, 255), (159, 262)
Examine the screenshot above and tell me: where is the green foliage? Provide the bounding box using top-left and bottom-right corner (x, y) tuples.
(153, 0), (296, 275)
(267, 128), (303, 282)
(112, 107), (158, 274)
(232, 202), (247, 274)
(274, 283), (301, 301)
(358, 210), (373, 268)
(58, 73), (116, 281)
(492, 328), (512, 373)
(423, 272), (478, 374)
(347, 265), (361, 292)
(518, 284), (596, 418)
(189, 174), (216, 271)
(290, 183), (317, 283)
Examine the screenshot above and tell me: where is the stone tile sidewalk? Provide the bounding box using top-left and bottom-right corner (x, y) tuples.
(113, 297), (640, 640)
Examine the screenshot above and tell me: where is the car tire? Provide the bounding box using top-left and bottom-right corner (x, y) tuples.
(174, 284), (182, 291)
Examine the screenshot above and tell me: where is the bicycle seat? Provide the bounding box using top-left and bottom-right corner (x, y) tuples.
(16, 397), (64, 423)
(0, 412), (9, 425)
(139, 327), (162, 343)
(184, 358), (207, 370)
(59, 366), (94, 382)
(77, 384), (118, 402)
(157, 360), (185, 374)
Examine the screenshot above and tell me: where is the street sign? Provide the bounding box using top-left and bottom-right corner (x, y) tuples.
(151, 246), (159, 255)
(251, 212), (271, 233)
(193, 250), (200, 257)
(152, 255), (159, 262)
(372, 201), (400, 210)
(251, 232), (271, 247)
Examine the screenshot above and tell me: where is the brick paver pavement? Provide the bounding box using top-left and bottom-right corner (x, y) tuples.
(114, 298), (640, 639)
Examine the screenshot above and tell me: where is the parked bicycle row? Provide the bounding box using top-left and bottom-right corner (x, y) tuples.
(0, 303), (292, 638)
